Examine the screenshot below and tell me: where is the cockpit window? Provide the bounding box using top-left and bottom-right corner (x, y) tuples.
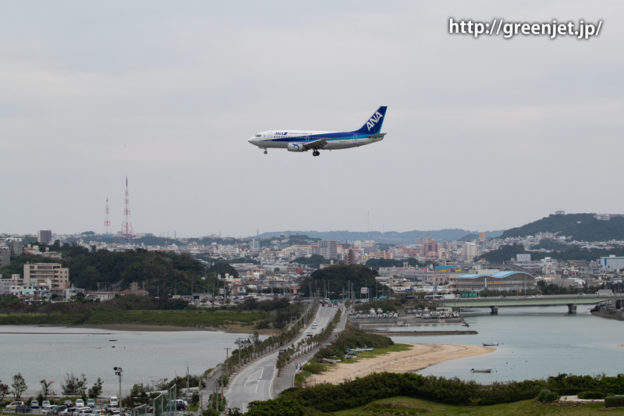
(255, 134), (261, 137)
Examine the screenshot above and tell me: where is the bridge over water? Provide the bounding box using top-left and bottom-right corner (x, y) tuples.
(439, 294), (624, 315)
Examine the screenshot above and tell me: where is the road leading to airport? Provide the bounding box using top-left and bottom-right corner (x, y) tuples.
(225, 305), (334, 413)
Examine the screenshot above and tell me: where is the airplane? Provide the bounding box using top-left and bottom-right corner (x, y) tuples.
(248, 106), (387, 157)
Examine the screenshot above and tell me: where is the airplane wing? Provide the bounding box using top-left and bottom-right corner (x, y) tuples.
(302, 138), (328, 150)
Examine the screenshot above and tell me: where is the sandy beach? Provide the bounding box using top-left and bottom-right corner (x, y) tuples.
(306, 343), (494, 386)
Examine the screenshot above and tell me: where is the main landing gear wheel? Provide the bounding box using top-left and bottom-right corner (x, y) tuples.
(312, 150), (320, 157)
(263, 149), (268, 155)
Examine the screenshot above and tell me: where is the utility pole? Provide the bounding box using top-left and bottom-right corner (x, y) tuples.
(224, 347), (231, 376)
(113, 367), (122, 405)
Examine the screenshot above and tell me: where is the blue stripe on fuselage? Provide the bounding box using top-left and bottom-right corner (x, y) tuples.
(267, 131), (371, 143)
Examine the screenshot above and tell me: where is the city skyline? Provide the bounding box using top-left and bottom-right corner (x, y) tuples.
(1, 1), (622, 237)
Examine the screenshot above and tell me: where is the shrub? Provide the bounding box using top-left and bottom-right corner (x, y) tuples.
(536, 389), (559, 403)
(302, 362), (325, 374)
(605, 395), (624, 408)
(578, 391), (604, 399)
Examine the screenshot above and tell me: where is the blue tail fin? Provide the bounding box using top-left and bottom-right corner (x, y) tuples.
(355, 106), (387, 134)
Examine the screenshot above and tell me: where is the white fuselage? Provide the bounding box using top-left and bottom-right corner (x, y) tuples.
(248, 106), (388, 155)
(248, 130), (383, 150)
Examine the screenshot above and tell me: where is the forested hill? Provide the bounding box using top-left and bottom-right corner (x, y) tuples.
(502, 213), (624, 241)
(1, 244), (215, 296)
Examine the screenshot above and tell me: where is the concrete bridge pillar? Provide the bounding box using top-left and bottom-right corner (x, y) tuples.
(490, 306), (498, 315)
(567, 304), (577, 314)
(616, 300), (622, 309)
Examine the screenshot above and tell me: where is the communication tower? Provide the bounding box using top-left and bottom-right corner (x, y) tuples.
(121, 177), (134, 239)
(104, 196), (112, 237)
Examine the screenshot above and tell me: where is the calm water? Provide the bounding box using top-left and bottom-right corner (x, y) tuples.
(0, 326), (251, 395)
(391, 306), (624, 382)
(3, 307), (623, 395)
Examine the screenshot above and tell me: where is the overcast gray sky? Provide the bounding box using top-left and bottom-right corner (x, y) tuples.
(1, 1), (622, 237)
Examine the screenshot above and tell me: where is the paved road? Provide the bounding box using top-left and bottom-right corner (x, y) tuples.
(273, 304), (347, 395)
(225, 305), (333, 413)
(226, 350), (279, 413)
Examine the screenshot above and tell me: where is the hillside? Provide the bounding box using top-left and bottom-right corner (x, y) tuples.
(259, 229), (502, 244)
(299, 264), (384, 299)
(0, 244), (216, 296)
(502, 213), (624, 241)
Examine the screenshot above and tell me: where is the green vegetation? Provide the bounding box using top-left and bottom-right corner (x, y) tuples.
(272, 372), (624, 414)
(300, 265), (385, 300)
(277, 308), (341, 372)
(316, 327), (394, 361)
(536, 389), (560, 403)
(224, 303), (318, 374)
(502, 213), (624, 241)
(292, 255), (327, 269)
(294, 327), (399, 387)
(352, 299), (402, 313)
(333, 396), (620, 416)
(365, 258), (421, 270)
(341, 344), (412, 364)
(0, 308), (269, 327)
(605, 396), (624, 408)
(578, 391), (605, 400)
(0, 243), (215, 295)
(0, 295), (303, 330)
(11, 373), (26, 399)
(207, 261), (239, 278)
(477, 243), (624, 264)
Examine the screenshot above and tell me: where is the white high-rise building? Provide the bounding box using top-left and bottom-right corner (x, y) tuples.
(462, 242), (479, 261)
(319, 240), (338, 260)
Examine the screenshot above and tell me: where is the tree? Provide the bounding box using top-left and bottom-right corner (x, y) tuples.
(0, 380), (9, 402)
(208, 261), (239, 279)
(62, 373), (87, 396)
(12, 373), (27, 399)
(88, 378), (103, 399)
(40, 379), (54, 400)
(301, 264), (382, 299)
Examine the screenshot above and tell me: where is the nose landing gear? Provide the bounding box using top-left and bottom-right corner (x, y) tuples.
(312, 150), (320, 157)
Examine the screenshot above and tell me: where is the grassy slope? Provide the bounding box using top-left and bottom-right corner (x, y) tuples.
(0, 309), (269, 327)
(340, 343), (412, 363)
(333, 396), (624, 416)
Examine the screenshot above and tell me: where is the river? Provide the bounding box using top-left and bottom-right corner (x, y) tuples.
(0, 326), (252, 395)
(3, 306), (623, 396)
(390, 305), (624, 382)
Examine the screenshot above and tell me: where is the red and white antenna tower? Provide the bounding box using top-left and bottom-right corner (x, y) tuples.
(104, 196), (111, 235)
(121, 176), (134, 239)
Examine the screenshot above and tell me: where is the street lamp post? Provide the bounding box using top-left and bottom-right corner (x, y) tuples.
(113, 367), (123, 406)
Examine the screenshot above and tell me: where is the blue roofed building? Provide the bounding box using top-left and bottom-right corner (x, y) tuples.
(452, 270), (536, 293)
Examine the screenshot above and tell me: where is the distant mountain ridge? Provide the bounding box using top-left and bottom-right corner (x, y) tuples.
(257, 229), (502, 244)
(502, 213), (624, 241)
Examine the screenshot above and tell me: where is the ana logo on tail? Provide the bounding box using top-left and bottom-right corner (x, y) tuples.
(366, 111), (384, 131)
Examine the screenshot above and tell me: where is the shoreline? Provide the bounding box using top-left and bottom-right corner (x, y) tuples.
(306, 343), (494, 386)
(81, 323), (277, 335)
(0, 323), (277, 335)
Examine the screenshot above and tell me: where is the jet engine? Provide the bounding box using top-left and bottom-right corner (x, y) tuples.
(287, 143), (305, 152)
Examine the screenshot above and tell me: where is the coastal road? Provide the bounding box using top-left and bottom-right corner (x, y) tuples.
(226, 349), (279, 412)
(226, 305), (333, 413)
(273, 304), (347, 394)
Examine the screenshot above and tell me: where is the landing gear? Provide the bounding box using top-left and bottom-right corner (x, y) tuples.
(312, 150), (320, 157)
(263, 149), (268, 155)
